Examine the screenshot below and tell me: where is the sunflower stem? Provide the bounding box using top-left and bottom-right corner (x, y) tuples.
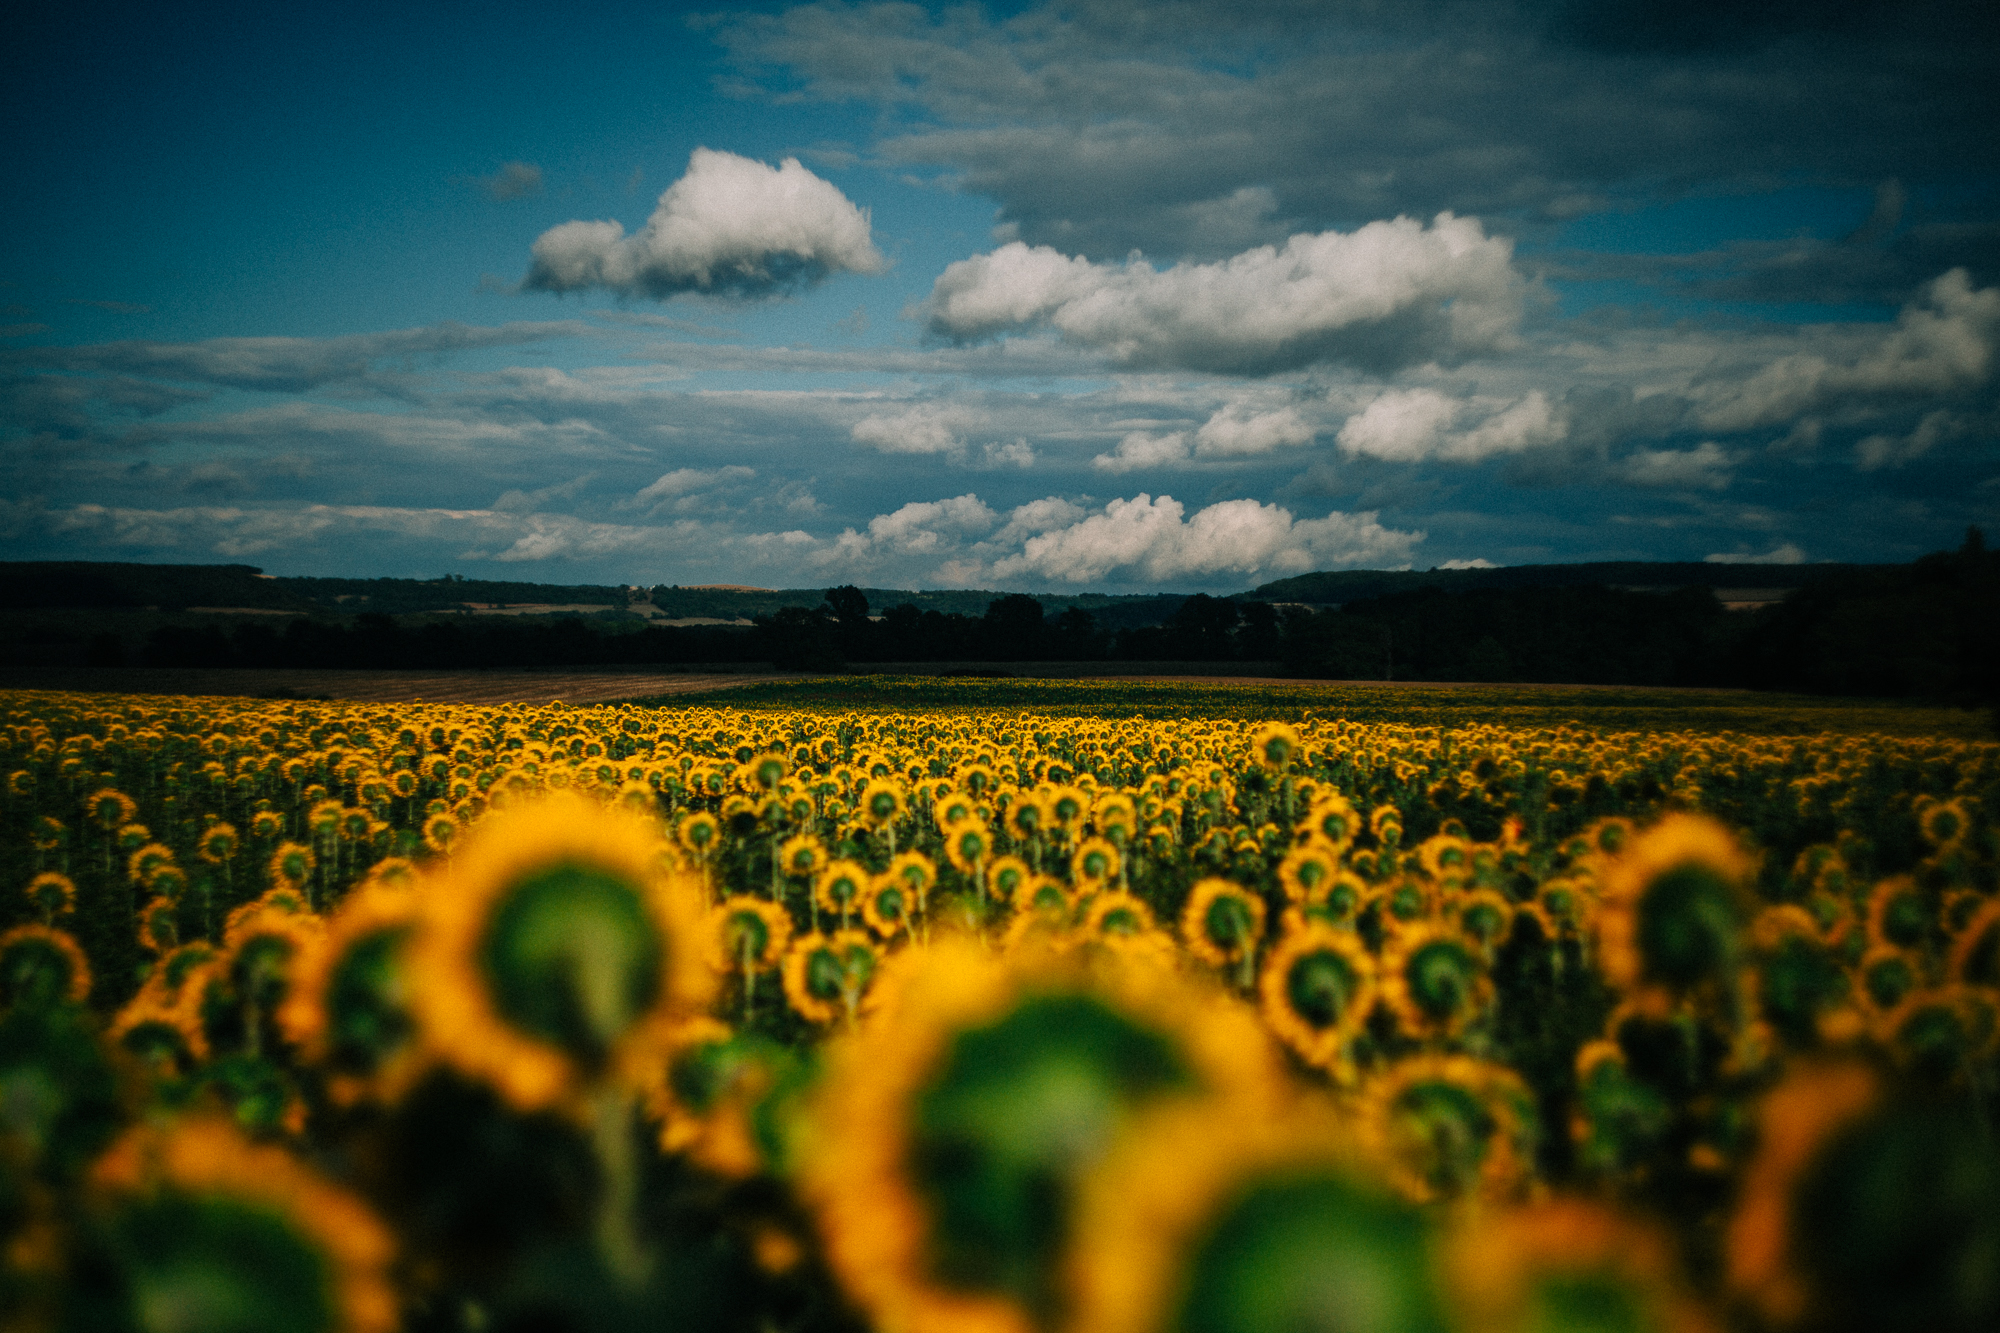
(590, 1088), (651, 1288)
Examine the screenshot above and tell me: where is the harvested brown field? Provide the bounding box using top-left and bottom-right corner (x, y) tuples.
(0, 665), (804, 705)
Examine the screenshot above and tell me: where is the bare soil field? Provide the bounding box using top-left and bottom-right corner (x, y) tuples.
(0, 666), (804, 706)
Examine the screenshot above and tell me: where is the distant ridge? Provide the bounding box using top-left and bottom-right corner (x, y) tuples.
(1245, 561), (1879, 605)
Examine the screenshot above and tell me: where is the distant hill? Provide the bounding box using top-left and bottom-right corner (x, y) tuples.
(0, 562), (310, 611)
(1245, 561), (1879, 605)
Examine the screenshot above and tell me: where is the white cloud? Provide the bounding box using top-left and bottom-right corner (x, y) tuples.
(916, 214), (1523, 374)
(1698, 269), (2000, 432)
(851, 403), (978, 454)
(524, 148), (885, 300)
(1193, 403), (1315, 457)
(1438, 558), (1496, 569)
(990, 493), (1422, 584)
(632, 465), (756, 510)
(1705, 543), (1808, 565)
(1855, 409), (1965, 471)
(1092, 430), (1189, 472)
(822, 493), (998, 567)
(1621, 441), (1733, 490)
(983, 438), (1035, 468)
(1337, 388), (1564, 462)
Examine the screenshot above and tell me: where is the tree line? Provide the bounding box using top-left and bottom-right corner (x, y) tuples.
(112, 531), (2000, 710)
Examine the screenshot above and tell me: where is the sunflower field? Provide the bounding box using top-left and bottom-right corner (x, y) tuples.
(2, 686), (1996, 1333)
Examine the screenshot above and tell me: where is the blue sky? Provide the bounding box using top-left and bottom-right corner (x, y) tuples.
(5, 0), (1996, 590)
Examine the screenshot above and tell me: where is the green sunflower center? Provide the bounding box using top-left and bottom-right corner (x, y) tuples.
(1406, 941), (1477, 1020)
(112, 1194), (336, 1333)
(1176, 1175), (1444, 1333)
(326, 926), (413, 1073)
(910, 995), (1192, 1314)
(1634, 864), (1739, 988)
(481, 863), (662, 1067)
(1286, 951), (1359, 1029)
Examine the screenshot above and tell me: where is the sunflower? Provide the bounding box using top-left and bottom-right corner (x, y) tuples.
(1704, 1048), (2000, 1328)
(798, 940), (1280, 1333)
(137, 895), (181, 956)
(815, 858), (872, 926)
(1014, 873), (1076, 922)
(1064, 1103), (1442, 1333)
(711, 896), (794, 1022)
(1257, 921), (1377, 1072)
(278, 879), (424, 1105)
(1362, 1053), (1537, 1204)
(944, 818), (994, 882)
(1276, 840), (1339, 903)
(781, 929), (880, 1026)
(1417, 833), (1474, 885)
(646, 1016), (770, 1178)
(1874, 985), (1994, 1084)
(1004, 792), (1051, 845)
(1452, 889), (1516, 955)
(1445, 1198), (1716, 1333)
(1380, 923), (1493, 1040)
(0, 925), (91, 1009)
(1249, 721), (1301, 772)
(23, 871), (75, 925)
(1180, 878), (1267, 987)
(887, 850), (939, 918)
(1071, 837), (1120, 890)
(863, 876), (914, 940)
(777, 833), (827, 881)
(1864, 876), (1931, 952)
(1595, 813), (1756, 1011)
(407, 794), (713, 1115)
(987, 855), (1033, 905)
(87, 1116), (397, 1333)
(1949, 896), (2000, 988)
(269, 841), (317, 896)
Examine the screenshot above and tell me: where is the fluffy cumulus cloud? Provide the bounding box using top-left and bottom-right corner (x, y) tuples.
(524, 148), (885, 300)
(821, 493), (998, 567)
(1337, 388), (1564, 462)
(1093, 431), (1191, 473)
(850, 403), (979, 454)
(990, 493), (1422, 584)
(918, 214), (1523, 374)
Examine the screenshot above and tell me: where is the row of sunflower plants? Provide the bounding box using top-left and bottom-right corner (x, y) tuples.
(1, 686), (1996, 1333)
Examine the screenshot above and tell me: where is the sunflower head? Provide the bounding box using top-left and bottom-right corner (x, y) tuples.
(1258, 922), (1378, 1071)
(801, 941), (1278, 1333)
(1865, 876), (1932, 952)
(1597, 814), (1756, 1005)
(409, 794), (713, 1114)
(278, 882), (422, 1104)
(0, 925), (91, 1010)
(987, 855), (1032, 904)
(783, 929), (880, 1026)
(1446, 1199), (1715, 1333)
(1181, 878), (1267, 968)
(1728, 1058), (2000, 1333)
(85, 1117), (397, 1333)
(1381, 924), (1492, 1039)
(1250, 721), (1301, 772)
(1072, 837), (1120, 888)
(712, 896), (795, 975)
(1066, 1106), (1444, 1333)
(23, 872), (75, 923)
(1364, 1055), (1537, 1204)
